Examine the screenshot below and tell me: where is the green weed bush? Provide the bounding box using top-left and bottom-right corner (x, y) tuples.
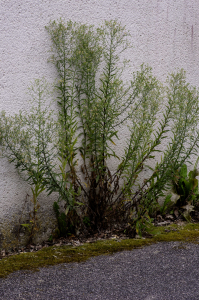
(173, 164), (199, 207)
(170, 163), (199, 221)
(1, 20), (199, 236)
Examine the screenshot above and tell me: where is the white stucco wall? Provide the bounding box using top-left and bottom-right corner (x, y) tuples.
(1, 0), (199, 243)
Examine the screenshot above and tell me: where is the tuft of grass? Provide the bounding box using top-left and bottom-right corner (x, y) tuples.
(1, 223), (199, 278)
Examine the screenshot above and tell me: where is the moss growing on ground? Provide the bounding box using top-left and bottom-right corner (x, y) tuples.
(1, 222), (199, 278)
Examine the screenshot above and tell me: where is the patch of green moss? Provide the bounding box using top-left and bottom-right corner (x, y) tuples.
(1, 222), (199, 278)
(154, 223), (199, 243)
(146, 222), (199, 242)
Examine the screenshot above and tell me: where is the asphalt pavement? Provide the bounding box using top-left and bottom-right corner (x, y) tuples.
(0, 241), (199, 300)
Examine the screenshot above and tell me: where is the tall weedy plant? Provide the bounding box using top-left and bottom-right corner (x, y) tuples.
(1, 19), (199, 236)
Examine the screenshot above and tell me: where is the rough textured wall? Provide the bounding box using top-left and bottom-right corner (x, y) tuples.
(1, 0), (199, 244)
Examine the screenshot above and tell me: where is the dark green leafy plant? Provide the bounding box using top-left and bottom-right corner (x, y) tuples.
(172, 164), (199, 221)
(1, 20), (199, 237)
(173, 164), (199, 206)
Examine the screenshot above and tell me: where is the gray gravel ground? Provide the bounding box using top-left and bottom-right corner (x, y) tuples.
(0, 241), (199, 300)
